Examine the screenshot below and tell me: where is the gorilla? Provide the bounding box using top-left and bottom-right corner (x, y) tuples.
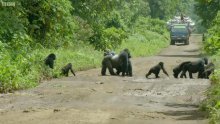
(180, 57), (208, 79)
(173, 61), (191, 78)
(101, 48), (131, 76)
(44, 53), (56, 69)
(201, 62), (215, 79)
(103, 49), (115, 57)
(116, 60), (132, 76)
(61, 63), (76, 77)
(145, 62), (169, 78)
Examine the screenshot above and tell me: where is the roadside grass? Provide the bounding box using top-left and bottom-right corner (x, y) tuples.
(117, 31), (169, 57)
(200, 52), (220, 124)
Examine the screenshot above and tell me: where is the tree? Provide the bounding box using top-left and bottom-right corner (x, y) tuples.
(194, 0), (220, 28)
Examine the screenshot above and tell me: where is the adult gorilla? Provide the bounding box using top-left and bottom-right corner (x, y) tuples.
(44, 53), (56, 69)
(180, 57), (208, 79)
(101, 48), (131, 76)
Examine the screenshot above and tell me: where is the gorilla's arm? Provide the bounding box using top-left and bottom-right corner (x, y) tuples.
(70, 68), (76, 76)
(161, 66), (169, 76)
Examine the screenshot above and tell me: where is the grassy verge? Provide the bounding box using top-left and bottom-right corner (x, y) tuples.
(118, 31), (169, 57)
(200, 52), (220, 124)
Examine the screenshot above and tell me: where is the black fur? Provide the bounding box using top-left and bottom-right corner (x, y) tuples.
(44, 53), (56, 69)
(201, 62), (215, 79)
(61, 63), (76, 77)
(101, 48), (131, 76)
(180, 57), (208, 79)
(116, 60), (132, 76)
(146, 62), (169, 78)
(173, 61), (191, 78)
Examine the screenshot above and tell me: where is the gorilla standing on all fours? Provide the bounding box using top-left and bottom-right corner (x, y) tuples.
(201, 62), (215, 79)
(61, 63), (76, 77)
(180, 57), (208, 79)
(44, 53), (56, 69)
(101, 48), (131, 76)
(173, 61), (191, 78)
(145, 62), (169, 78)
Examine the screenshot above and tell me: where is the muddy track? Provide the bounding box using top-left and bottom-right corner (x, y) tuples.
(0, 34), (210, 124)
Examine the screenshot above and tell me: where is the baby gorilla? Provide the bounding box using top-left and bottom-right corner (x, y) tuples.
(61, 63), (76, 77)
(173, 61), (191, 78)
(44, 53), (56, 69)
(145, 62), (169, 78)
(202, 62), (215, 79)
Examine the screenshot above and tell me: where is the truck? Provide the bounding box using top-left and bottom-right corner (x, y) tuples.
(170, 24), (190, 45)
(167, 15), (195, 45)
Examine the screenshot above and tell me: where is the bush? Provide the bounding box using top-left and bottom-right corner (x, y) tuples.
(89, 27), (127, 50)
(200, 52), (220, 124)
(203, 11), (220, 55)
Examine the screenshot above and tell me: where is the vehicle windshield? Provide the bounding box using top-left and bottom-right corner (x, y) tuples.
(171, 27), (188, 33)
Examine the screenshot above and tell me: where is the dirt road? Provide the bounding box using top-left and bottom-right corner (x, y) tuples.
(0, 34), (210, 124)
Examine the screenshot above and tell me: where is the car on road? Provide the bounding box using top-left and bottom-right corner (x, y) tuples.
(170, 24), (190, 45)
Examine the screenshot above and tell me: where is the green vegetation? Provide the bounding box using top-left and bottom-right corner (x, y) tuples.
(195, 0), (220, 123)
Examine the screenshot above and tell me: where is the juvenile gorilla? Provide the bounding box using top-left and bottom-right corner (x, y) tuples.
(202, 62), (215, 79)
(44, 53), (56, 69)
(173, 61), (191, 78)
(145, 62), (169, 78)
(116, 60), (132, 76)
(61, 63), (76, 77)
(180, 57), (208, 79)
(101, 48), (131, 76)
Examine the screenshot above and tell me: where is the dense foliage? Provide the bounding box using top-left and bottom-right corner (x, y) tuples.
(203, 12), (220, 55)
(195, 0), (220, 28)
(195, 0), (220, 123)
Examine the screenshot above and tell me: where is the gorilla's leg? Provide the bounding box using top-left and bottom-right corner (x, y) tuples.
(198, 68), (205, 78)
(101, 65), (107, 75)
(180, 69), (189, 78)
(155, 71), (160, 78)
(116, 66), (121, 75)
(107, 61), (116, 75)
(189, 72), (193, 78)
(145, 70), (153, 78)
(127, 62), (133, 76)
(121, 59), (128, 76)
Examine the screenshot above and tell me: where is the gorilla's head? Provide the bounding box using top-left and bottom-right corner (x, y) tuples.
(48, 53), (56, 60)
(159, 62), (164, 67)
(123, 48), (131, 58)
